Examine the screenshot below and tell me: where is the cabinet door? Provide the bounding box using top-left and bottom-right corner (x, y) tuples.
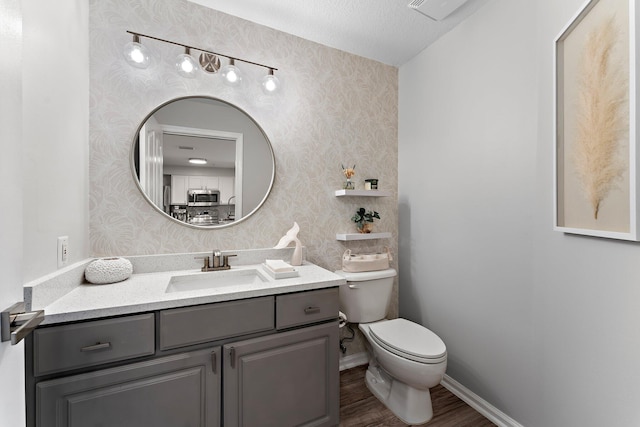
(189, 175), (219, 191)
(218, 176), (234, 204)
(36, 347), (221, 427)
(224, 322), (339, 427)
(203, 176), (219, 191)
(170, 175), (188, 204)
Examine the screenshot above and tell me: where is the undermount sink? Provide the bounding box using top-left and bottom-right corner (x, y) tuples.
(165, 268), (269, 293)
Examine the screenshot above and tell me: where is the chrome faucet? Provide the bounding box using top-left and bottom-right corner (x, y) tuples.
(212, 250), (222, 268)
(226, 196), (236, 219)
(196, 250), (237, 272)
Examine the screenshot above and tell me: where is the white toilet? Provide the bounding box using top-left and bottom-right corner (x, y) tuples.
(336, 268), (447, 425)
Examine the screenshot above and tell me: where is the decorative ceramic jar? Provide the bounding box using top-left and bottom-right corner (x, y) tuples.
(85, 257), (133, 284)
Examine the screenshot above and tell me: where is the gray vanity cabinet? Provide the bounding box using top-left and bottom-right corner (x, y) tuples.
(28, 287), (340, 427)
(36, 347), (221, 427)
(224, 321), (339, 427)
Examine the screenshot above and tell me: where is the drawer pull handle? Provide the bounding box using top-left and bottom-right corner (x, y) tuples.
(304, 306), (320, 314)
(80, 342), (111, 352)
(229, 347), (236, 368)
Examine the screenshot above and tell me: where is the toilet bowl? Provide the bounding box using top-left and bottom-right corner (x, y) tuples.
(336, 269), (447, 425)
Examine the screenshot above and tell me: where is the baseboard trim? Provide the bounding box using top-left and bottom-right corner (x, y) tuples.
(339, 352), (369, 371)
(441, 375), (524, 427)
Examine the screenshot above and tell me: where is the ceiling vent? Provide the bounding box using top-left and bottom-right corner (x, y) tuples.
(408, 0), (470, 21)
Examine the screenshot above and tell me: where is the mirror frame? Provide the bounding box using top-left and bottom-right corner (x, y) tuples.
(130, 96), (276, 229)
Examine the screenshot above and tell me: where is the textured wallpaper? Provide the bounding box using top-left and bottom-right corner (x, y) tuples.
(89, 0), (398, 355)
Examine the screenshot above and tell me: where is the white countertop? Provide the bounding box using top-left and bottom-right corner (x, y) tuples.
(25, 249), (346, 325)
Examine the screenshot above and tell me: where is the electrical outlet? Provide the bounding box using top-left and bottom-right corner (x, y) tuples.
(57, 236), (68, 268)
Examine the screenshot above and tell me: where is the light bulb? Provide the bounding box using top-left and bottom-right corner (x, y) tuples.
(123, 35), (150, 69)
(221, 59), (242, 87)
(226, 69), (238, 82)
(261, 69), (280, 94)
(175, 47), (198, 78)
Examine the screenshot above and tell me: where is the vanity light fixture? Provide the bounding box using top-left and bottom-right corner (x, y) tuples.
(188, 158), (208, 165)
(175, 47), (199, 78)
(199, 53), (221, 74)
(261, 68), (280, 94)
(220, 58), (242, 87)
(124, 31), (279, 92)
(123, 34), (150, 69)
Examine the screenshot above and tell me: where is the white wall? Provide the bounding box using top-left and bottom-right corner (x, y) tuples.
(0, 1), (89, 425)
(532, 0), (640, 425)
(399, 0), (640, 426)
(22, 0), (90, 281)
(0, 1), (25, 424)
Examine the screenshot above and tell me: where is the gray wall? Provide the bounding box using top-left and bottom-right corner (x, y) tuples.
(399, 0), (640, 425)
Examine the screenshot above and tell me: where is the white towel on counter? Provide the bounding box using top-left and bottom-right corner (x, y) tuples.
(264, 259), (295, 273)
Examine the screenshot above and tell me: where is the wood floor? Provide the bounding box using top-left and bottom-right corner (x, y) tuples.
(339, 365), (496, 427)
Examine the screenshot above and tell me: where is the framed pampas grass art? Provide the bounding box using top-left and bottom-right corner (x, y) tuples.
(554, 0), (640, 240)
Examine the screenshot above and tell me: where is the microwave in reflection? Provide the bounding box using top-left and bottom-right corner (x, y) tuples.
(187, 189), (220, 207)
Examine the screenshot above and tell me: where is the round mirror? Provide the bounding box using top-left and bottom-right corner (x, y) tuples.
(131, 96), (275, 228)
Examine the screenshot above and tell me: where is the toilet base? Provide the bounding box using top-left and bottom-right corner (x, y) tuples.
(364, 363), (434, 425)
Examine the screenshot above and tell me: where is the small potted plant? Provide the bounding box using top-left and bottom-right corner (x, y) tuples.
(352, 208), (380, 233)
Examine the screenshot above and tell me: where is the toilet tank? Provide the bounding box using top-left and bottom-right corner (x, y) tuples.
(335, 269), (397, 323)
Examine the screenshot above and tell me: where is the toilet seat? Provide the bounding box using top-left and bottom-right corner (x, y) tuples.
(368, 318), (447, 364)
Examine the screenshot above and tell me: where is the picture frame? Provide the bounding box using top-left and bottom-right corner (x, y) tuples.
(554, 0), (639, 240)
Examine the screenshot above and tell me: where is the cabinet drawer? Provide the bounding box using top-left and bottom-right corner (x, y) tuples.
(276, 288), (339, 329)
(159, 296), (274, 350)
(33, 314), (155, 376)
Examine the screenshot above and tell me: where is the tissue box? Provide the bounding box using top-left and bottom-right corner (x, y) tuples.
(262, 259), (299, 279)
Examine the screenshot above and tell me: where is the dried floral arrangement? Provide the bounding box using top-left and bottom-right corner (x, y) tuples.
(573, 16), (628, 219)
(342, 164), (356, 179)
(342, 164), (356, 190)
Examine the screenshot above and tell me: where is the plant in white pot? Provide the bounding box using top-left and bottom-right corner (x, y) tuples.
(352, 208), (380, 233)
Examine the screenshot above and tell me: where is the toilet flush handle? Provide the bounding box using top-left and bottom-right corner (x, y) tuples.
(348, 284), (359, 289)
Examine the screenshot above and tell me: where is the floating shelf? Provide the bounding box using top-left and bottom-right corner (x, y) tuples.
(336, 232), (392, 241)
(334, 189), (392, 197)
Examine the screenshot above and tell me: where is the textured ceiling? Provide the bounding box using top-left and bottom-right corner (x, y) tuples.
(188, 0), (491, 66)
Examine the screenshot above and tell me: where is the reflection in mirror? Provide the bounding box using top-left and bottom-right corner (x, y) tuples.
(131, 97), (275, 228)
